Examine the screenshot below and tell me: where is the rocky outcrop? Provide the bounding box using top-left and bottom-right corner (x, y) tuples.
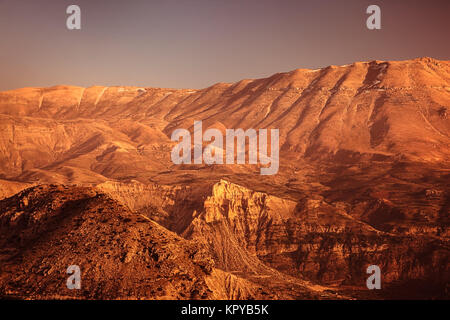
(0, 185), (214, 299)
(94, 180), (207, 233)
(184, 180), (449, 298)
(0, 184), (343, 300)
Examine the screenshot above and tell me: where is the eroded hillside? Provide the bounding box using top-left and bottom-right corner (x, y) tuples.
(0, 57), (449, 299)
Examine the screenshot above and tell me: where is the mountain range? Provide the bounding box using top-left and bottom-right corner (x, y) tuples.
(0, 57), (449, 299)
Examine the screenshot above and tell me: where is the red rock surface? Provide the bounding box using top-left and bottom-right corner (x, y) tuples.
(0, 57), (449, 299)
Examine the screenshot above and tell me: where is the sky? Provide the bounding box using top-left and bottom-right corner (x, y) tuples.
(0, 0), (449, 91)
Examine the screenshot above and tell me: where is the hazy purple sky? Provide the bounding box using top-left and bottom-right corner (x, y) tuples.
(0, 0), (449, 90)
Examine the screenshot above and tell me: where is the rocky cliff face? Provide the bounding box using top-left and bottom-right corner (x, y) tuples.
(0, 185), (215, 299)
(182, 180), (449, 298)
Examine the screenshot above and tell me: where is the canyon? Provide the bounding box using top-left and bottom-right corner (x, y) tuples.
(0, 57), (449, 299)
